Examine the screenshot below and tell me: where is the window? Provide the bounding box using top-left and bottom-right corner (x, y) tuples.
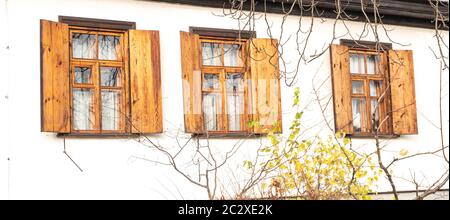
(200, 38), (248, 133)
(180, 28), (282, 135)
(348, 50), (390, 134)
(40, 18), (163, 135)
(330, 42), (418, 136)
(70, 29), (126, 133)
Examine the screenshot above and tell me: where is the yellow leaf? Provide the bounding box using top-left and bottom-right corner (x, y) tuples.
(399, 149), (409, 157)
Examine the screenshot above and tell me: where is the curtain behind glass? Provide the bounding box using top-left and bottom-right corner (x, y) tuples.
(203, 93), (221, 131)
(73, 89), (94, 130)
(224, 44), (240, 67)
(202, 43), (222, 66)
(101, 90), (121, 130)
(226, 73), (244, 131)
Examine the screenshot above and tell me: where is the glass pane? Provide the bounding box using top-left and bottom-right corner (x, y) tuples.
(98, 35), (121, 60)
(203, 74), (220, 90)
(203, 93), (222, 131)
(101, 90), (121, 131)
(371, 99), (379, 122)
(349, 53), (364, 74)
(227, 94), (244, 131)
(352, 98), (366, 133)
(202, 42), (222, 66)
(224, 44), (241, 67)
(74, 67), (92, 84)
(351, 81), (364, 94)
(72, 89), (95, 130)
(366, 55), (379, 74)
(226, 73), (244, 131)
(72, 33), (96, 59)
(100, 67), (121, 87)
(226, 73), (244, 92)
(370, 80), (382, 97)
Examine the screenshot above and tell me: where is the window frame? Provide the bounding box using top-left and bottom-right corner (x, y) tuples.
(348, 48), (393, 136)
(199, 36), (250, 134)
(68, 26), (129, 134)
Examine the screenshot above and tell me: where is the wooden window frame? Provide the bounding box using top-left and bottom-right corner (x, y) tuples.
(43, 17), (162, 136)
(199, 36), (250, 135)
(340, 39), (392, 51)
(59, 16), (136, 30)
(190, 26), (256, 39)
(348, 49), (393, 136)
(69, 26), (129, 134)
(181, 29), (281, 136)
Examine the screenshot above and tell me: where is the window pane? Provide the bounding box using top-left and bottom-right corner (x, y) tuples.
(72, 33), (96, 59)
(351, 81), (364, 94)
(98, 35), (121, 60)
(203, 93), (222, 131)
(352, 98), (366, 132)
(370, 80), (381, 97)
(73, 89), (95, 130)
(224, 44), (241, 67)
(349, 53), (364, 74)
(202, 42), (222, 66)
(226, 73), (244, 92)
(366, 55), (379, 74)
(203, 73), (220, 90)
(371, 99), (379, 123)
(74, 67), (92, 84)
(226, 73), (244, 131)
(101, 90), (121, 131)
(100, 67), (121, 87)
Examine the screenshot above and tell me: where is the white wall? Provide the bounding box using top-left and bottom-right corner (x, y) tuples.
(0, 0), (448, 199)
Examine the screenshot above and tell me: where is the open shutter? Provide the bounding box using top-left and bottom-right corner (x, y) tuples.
(330, 44), (353, 135)
(180, 31), (203, 133)
(129, 30), (163, 134)
(250, 38), (282, 133)
(41, 20), (70, 133)
(388, 50), (418, 135)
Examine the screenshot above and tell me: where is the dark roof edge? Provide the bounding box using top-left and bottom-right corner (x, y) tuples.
(144, 0), (449, 30)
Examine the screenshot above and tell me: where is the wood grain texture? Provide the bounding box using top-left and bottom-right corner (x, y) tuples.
(41, 20), (71, 133)
(180, 31), (203, 133)
(250, 38), (282, 133)
(330, 44), (353, 135)
(129, 30), (163, 133)
(389, 50), (418, 135)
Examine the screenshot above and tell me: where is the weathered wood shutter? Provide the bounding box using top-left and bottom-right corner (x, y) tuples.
(388, 50), (418, 135)
(330, 44), (353, 135)
(249, 38), (282, 133)
(129, 30), (163, 134)
(180, 31), (203, 133)
(41, 20), (71, 133)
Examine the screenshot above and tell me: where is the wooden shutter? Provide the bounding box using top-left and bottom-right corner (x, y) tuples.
(129, 30), (163, 134)
(41, 20), (70, 133)
(250, 38), (282, 133)
(388, 50), (418, 135)
(180, 31), (203, 133)
(330, 44), (353, 135)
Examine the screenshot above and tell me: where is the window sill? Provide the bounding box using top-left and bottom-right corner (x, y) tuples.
(346, 133), (400, 139)
(57, 133), (140, 138)
(192, 132), (265, 139)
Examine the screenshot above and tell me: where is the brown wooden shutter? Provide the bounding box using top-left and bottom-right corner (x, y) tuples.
(40, 20), (70, 133)
(249, 38), (282, 133)
(180, 31), (203, 133)
(388, 50), (418, 135)
(129, 30), (163, 134)
(330, 44), (353, 135)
